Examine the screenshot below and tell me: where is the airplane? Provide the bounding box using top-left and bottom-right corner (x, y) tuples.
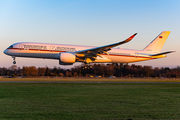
(4, 31), (174, 69)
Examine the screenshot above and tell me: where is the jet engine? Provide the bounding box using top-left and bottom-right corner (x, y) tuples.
(59, 52), (76, 65)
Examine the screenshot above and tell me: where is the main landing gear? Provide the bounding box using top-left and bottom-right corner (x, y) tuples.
(82, 63), (92, 70)
(12, 56), (16, 64)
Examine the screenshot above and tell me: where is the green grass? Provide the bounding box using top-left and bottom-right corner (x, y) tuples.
(0, 83), (180, 119)
(1, 77), (180, 83)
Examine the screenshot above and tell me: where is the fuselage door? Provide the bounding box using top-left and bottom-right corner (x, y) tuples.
(135, 52), (139, 58)
(50, 46), (56, 52)
(19, 44), (25, 50)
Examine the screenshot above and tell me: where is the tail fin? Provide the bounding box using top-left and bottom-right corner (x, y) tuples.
(143, 31), (171, 53)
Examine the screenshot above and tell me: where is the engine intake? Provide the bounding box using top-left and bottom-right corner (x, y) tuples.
(59, 52), (76, 65)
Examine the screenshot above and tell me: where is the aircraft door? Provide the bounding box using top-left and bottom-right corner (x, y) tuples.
(135, 52), (139, 58)
(19, 44), (24, 50)
(50, 46), (56, 52)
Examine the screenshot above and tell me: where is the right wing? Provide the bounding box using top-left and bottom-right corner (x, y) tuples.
(75, 33), (137, 62)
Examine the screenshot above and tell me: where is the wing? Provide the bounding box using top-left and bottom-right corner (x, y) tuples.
(75, 33), (137, 62)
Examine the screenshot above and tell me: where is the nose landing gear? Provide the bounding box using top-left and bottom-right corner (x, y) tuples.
(13, 61), (16, 64)
(12, 56), (16, 64)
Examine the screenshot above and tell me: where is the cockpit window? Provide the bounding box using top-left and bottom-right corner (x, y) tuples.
(8, 45), (13, 48)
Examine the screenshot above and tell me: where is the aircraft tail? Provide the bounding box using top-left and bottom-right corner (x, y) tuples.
(143, 31), (171, 53)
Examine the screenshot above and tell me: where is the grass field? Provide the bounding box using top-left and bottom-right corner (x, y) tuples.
(0, 80), (180, 119)
(1, 77), (180, 83)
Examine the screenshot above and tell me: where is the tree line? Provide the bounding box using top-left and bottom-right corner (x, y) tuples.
(0, 63), (180, 78)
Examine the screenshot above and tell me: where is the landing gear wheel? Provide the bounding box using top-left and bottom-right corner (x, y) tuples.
(82, 63), (92, 69)
(87, 66), (92, 69)
(89, 65), (92, 69)
(12, 56), (16, 64)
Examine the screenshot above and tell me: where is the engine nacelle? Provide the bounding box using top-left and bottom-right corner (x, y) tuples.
(59, 52), (76, 65)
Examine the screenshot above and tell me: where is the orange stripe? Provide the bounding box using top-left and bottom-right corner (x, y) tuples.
(7, 48), (155, 59)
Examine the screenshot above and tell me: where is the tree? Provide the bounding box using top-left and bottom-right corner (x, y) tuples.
(106, 64), (115, 76)
(1, 67), (7, 76)
(29, 66), (38, 76)
(59, 72), (64, 77)
(22, 66), (30, 77)
(65, 70), (72, 77)
(73, 72), (78, 77)
(38, 67), (46, 76)
(143, 66), (153, 77)
(153, 67), (160, 77)
(52, 67), (59, 76)
(45, 67), (50, 76)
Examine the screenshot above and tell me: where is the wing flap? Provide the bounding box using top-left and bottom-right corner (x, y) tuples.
(75, 33), (137, 62)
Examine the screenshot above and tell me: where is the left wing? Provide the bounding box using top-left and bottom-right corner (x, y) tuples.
(75, 33), (137, 62)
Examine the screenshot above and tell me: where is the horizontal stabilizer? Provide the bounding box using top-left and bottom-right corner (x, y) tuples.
(150, 51), (175, 56)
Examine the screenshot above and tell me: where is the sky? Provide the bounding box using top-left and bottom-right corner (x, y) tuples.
(0, 0), (180, 68)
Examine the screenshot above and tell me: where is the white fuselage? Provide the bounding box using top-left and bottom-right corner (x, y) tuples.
(4, 42), (164, 64)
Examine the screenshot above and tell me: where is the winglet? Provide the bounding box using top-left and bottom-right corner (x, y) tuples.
(125, 33), (137, 42)
(114, 33), (138, 47)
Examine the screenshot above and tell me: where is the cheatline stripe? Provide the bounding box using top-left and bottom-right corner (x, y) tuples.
(7, 48), (155, 59)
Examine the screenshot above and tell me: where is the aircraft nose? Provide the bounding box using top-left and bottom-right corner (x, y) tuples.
(3, 49), (8, 55)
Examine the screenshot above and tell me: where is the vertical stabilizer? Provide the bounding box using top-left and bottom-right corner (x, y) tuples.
(143, 31), (171, 53)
